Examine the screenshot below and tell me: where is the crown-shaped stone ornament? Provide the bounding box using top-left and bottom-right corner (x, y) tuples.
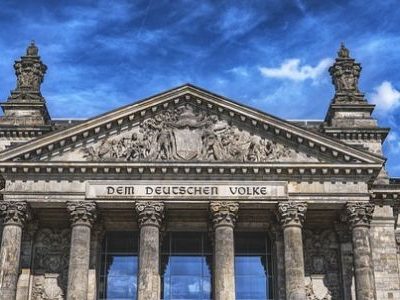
(0, 41), (51, 126)
(329, 43), (364, 102)
(8, 41), (47, 102)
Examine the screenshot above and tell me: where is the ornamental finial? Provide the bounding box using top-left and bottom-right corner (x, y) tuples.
(329, 43), (362, 98)
(338, 42), (350, 59)
(26, 40), (39, 56)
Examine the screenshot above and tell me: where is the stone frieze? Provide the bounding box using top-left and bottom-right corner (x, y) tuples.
(81, 104), (318, 162)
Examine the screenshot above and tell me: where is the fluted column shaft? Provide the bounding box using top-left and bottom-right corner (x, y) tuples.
(135, 201), (164, 300)
(210, 201), (239, 300)
(278, 202), (307, 300)
(0, 201), (30, 300)
(66, 201), (97, 300)
(346, 202), (376, 300)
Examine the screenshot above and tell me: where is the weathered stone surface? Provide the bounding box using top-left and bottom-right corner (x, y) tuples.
(0, 42), (50, 128)
(87, 223), (104, 300)
(0, 201), (30, 300)
(278, 202), (307, 300)
(80, 104), (319, 163)
(135, 201), (164, 300)
(66, 201), (97, 300)
(271, 225), (286, 300)
(370, 206), (400, 300)
(345, 202), (376, 300)
(16, 221), (38, 300)
(31, 228), (70, 300)
(335, 222), (356, 300)
(304, 229), (341, 299)
(210, 201), (239, 300)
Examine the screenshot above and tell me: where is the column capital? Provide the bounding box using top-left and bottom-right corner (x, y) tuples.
(345, 202), (374, 228)
(66, 201), (97, 227)
(209, 201), (239, 229)
(135, 201), (164, 228)
(277, 201), (307, 228)
(0, 200), (30, 227)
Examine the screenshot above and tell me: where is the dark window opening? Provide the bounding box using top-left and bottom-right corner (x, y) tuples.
(235, 232), (274, 300)
(98, 232), (139, 300)
(161, 232), (212, 300)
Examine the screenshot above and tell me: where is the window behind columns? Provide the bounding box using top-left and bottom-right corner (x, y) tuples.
(98, 231), (139, 300)
(161, 232), (212, 299)
(235, 232), (274, 300)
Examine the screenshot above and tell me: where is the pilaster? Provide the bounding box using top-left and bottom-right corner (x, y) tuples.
(335, 221), (356, 300)
(369, 205), (400, 299)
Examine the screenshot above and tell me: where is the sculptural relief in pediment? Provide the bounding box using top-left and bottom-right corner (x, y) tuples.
(50, 104), (320, 162)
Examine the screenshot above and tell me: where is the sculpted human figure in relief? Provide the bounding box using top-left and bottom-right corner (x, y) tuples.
(82, 104), (314, 162)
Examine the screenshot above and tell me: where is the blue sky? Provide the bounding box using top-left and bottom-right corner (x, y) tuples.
(0, 0), (399, 175)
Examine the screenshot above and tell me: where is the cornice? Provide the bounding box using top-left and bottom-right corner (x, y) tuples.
(0, 161), (382, 180)
(322, 127), (390, 142)
(370, 184), (400, 206)
(0, 85), (385, 165)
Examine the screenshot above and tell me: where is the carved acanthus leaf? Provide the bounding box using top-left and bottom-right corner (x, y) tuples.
(0, 201), (30, 226)
(277, 202), (307, 227)
(209, 201), (239, 228)
(345, 202), (374, 227)
(135, 201), (164, 228)
(81, 104), (317, 163)
(66, 201), (97, 227)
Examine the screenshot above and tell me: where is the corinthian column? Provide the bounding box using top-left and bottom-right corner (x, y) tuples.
(66, 201), (97, 300)
(277, 202), (307, 300)
(210, 201), (239, 300)
(135, 201), (164, 300)
(345, 202), (376, 300)
(0, 201), (30, 300)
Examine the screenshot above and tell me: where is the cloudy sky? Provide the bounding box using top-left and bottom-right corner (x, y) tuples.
(0, 0), (399, 175)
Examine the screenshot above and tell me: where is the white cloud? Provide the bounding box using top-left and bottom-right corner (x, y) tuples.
(259, 58), (333, 81)
(227, 66), (249, 77)
(387, 132), (400, 154)
(370, 81), (400, 111)
(216, 7), (263, 39)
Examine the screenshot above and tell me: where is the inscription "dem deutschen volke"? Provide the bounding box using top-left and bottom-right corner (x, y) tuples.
(86, 181), (287, 200)
(106, 185), (269, 196)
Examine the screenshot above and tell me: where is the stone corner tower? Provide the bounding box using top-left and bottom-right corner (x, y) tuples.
(322, 43), (389, 157)
(0, 41), (51, 127)
(0, 42), (53, 150)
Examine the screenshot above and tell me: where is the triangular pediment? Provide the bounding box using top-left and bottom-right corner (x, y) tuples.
(0, 84), (384, 165)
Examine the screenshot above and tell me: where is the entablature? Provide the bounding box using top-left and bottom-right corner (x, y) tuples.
(0, 161), (382, 181)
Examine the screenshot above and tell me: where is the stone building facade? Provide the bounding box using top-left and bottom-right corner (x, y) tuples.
(0, 42), (399, 300)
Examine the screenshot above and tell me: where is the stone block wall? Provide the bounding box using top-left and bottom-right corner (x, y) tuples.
(370, 206), (400, 300)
